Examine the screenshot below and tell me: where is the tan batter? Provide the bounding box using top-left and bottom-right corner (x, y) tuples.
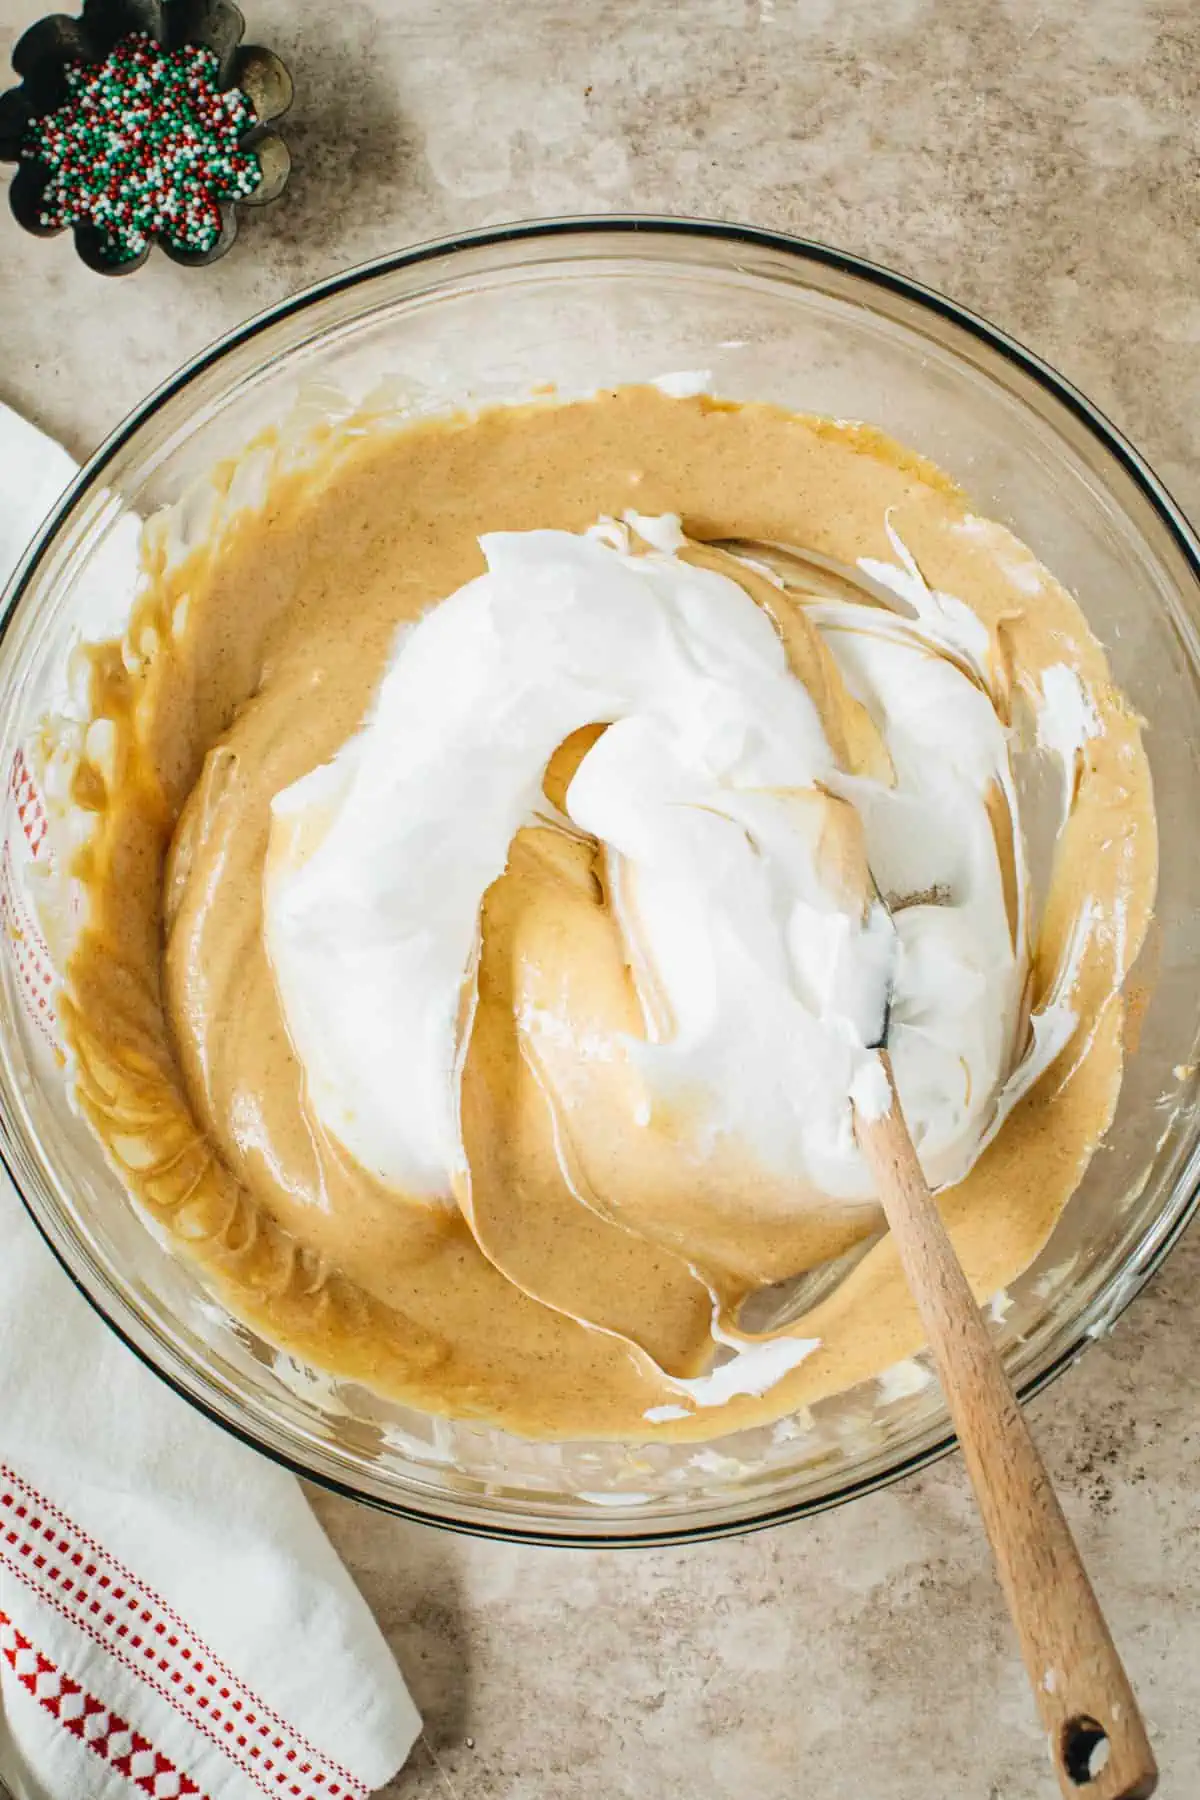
(60, 388), (1156, 1441)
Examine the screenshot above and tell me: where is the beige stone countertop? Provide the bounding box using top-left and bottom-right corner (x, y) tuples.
(2, 2), (1198, 1795)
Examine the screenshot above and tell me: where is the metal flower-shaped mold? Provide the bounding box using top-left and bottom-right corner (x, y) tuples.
(0, 0), (292, 274)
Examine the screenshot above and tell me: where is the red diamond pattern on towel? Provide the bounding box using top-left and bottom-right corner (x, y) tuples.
(0, 1470), (371, 1800)
(9, 747), (48, 858)
(0, 1608), (206, 1797)
(1, 748), (61, 1055)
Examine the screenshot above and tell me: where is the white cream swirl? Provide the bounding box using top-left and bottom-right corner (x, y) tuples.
(261, 516), (1070, 1213)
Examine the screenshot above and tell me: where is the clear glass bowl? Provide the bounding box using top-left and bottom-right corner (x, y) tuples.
(3, 219), (1199, 1546)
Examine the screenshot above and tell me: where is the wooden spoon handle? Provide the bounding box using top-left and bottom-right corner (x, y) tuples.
(855, 1059), (1157, 1800)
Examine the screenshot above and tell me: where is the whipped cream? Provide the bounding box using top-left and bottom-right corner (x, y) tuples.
(645, 1332), (821, 1421)
(264, 517), (1044, 1209)
(1037, 662), (1102, 828)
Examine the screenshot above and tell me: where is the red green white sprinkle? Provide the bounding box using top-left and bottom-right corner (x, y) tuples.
(22, 33), (259, 262)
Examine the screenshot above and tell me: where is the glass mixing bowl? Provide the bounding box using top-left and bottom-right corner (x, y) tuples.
(2, 219), (1199, 1546)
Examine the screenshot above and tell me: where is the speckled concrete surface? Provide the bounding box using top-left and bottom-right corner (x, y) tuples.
(2, 2), (1198, 1795)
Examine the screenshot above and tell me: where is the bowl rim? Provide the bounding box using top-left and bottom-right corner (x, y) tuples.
(5, 212), (1200, 1547)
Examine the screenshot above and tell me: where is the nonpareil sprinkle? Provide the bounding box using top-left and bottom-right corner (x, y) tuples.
(22, 33), (260, 262)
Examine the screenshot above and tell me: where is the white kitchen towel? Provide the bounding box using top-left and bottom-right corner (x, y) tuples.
(0, 401), (421, 1800)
